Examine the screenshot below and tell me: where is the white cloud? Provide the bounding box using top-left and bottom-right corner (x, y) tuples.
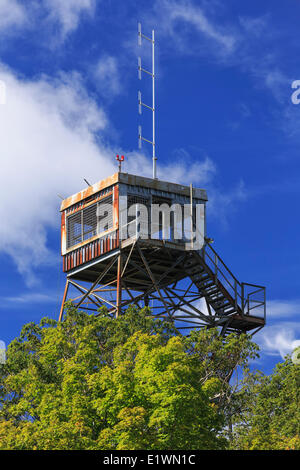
(0, 292), (57, 305)
(0, 63), (115, 285)
(267, 299), (300, 319)
(44, 0), (96, 37)
(256, 300), (300, 359)
(257, 322), (300, 359)
(152, 1), (292, 125)
(147, 154), (215, 186)
(0, 0), (96, 40)
(261, 69), (289, 103)
(238, 15), (268, 37)
(164, 156), (216, 186)
(208, 179), (247, 227)
(0, 0), (27, 32)
(94, 55), (121, 98)
(155, 0), (237, 58)
(172, 297), (212, 324)
(0, 62), (226, 285)
(121, 147), (216, 187)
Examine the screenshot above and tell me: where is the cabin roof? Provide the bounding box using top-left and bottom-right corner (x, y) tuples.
(60, 172), (208, 212)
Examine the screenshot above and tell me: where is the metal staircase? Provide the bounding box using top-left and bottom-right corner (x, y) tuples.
(184, 242), (266, 335)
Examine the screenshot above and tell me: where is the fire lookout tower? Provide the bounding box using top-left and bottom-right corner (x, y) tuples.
(59, 171), (266, 336)
(58, 24), (266, 336)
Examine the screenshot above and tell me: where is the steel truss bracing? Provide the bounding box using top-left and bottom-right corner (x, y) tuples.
(59, 240), (266, 336)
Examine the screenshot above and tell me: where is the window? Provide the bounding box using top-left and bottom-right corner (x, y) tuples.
(67, 211), (82, 248)
(83, 203), (97, 241)
(66, 195), (113, 249)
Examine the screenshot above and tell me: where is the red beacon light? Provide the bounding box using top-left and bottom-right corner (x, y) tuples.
(116, 154), (125, 172)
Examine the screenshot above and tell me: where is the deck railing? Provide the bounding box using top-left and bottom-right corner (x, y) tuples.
(201, 243), (266, 321)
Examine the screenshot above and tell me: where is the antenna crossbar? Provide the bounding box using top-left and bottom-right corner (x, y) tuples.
(139, 33), (152, 42)
(139, 66), (153, 77)
(140, 136), (154, 145)
(138, 125), (154, 149)
(138, 91), (154, 112)
(140, 102), (154, 111)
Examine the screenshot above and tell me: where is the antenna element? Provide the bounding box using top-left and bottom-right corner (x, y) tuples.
(138, 22), (157, 179)
(84, 178), (92, 187)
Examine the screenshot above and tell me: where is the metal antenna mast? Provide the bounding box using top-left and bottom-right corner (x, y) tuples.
(138, 23), (157, 179)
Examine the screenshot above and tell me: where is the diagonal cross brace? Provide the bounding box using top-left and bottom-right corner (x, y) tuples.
(137, 244), (172, 317)
(75, 255), (118, 308)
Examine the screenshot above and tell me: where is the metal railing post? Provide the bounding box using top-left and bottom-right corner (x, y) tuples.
(241, 283), (244, 316)
(136, 204), (140, 240)
(264, 288), (266, 322)
(215, 253), (218, 283)
(234, 279), (237, 310)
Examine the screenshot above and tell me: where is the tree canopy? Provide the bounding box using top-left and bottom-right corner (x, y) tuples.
(0, 304), (299, 450)
(0, 304), (258, 450)
(230, 356), (300, 450)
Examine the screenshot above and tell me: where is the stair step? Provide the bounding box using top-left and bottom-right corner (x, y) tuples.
(209, 294), (228, 302)
(210, 298), (226, 305)
(207, 289), (223, 296)
(223, 329), (237, 337)
(185, 255), (246, 323)
(209, 294), (226, 301)
(195, 277), (214, 283)
(193, 276), (211, 283)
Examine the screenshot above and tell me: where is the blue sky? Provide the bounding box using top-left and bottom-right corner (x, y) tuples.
(0, 0), (300, 374)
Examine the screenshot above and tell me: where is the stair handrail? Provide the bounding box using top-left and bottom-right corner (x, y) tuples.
(201, 243), (243, 312)
(203, 242), (242, 288)
(242, 282), (266, 321)
(201, 243), (266, 320)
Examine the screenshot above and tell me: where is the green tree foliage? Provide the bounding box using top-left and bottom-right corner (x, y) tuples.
(230, 357), (300, 450)
(0, 304), (257, 450)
